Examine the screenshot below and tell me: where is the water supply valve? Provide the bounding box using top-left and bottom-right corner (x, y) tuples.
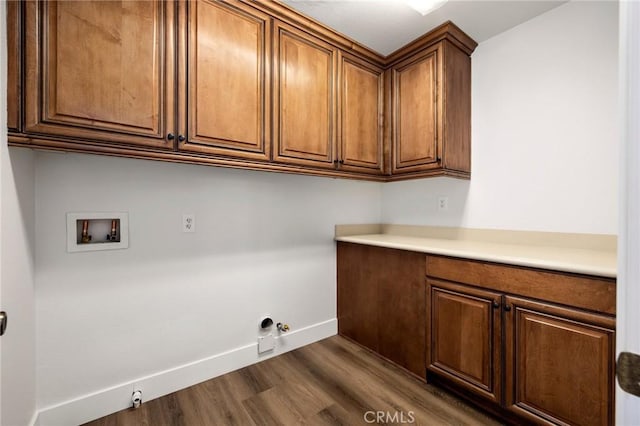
(277, 322), (290, 333)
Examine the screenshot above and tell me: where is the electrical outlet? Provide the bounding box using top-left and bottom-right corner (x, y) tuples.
(438, 197), (449, 211)
(182, 214), (195, 233)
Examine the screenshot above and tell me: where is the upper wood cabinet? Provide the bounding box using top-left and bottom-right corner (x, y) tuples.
(390, 35), (474, 179)
(338, 53), (384, 175)
(179, 0), (271, 160)
(7, 1), (21, 132)
(392, 45), (441, 173)
(273, 21), (337, 169)
(10, 2), (476, 181)
(23, 0), (175, 149)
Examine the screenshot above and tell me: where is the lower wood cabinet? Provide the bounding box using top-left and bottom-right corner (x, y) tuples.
(427, 280), (502, 404)
(426, 255), (616, 426)
(504, 296), (615, 426)
(337, 242), (425, 378)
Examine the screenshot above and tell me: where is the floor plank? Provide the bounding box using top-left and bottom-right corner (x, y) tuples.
(83, 336), (501, 426)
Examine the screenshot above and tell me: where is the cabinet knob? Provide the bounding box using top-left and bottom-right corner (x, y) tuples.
(178, 134), (186, 142)
(504, 304), (512, 312)
(339, 160), (344, 165)
(492, 301), (500, 309)
(167, 133), (175, 140)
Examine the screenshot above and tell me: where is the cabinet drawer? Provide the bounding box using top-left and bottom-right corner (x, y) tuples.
(426, 255), (615, 315)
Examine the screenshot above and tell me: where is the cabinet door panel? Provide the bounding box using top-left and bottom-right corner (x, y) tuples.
(24, 0), (174, 148)
(377, 248), (425, 378)
(504, 296), (615, 426)
(338, 53), (384, 174)
(181, 0), (270, 160)
(7, 0), (21, 131)
(338, 243), (425, 377)
(337, 243), (379, 352)
(392, 44), (443, 173)
(427, 279), (502, 403)
(274, 22), (336, 168)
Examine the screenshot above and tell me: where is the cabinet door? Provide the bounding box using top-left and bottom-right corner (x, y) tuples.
(179, 0), (270, 160)
(337, 242), (426, 378)
(7, 0), (21, 132)
(338, 53), (384, 175)
(337, 243), (379, 352)
(391, 43), (443, 173)
(377, 248), (425, 378)
(273, 21), (337, 169)
(504, 296), (615, 426)
(427, 279), (502, 404)
(24, 0), (175, 149)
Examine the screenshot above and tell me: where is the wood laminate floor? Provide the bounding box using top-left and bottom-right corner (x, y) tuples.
(84, 336), (501, 426)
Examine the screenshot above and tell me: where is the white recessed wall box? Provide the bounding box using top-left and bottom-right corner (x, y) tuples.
(66, 212), (129, 253)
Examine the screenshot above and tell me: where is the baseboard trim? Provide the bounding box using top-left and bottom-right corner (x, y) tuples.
(36, 319), (337, 426)
(29, 409), (40, 426)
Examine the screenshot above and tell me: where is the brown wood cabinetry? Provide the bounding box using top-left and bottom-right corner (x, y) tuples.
(390, 39), (472, 178)
(504, 296), (615, 426)
(273, 21), (337, 169)
(337, 242), (426, 378)
(7, 1), (21, 132)
(179, 0), (271, 160)
(427, 280), (502, 404)
(338, 53), (385, 174)
(391, 45), (440, 172)
(8, 2), (476, 181)
(23, 0), (175, 149)
(426, 255), (616, 426)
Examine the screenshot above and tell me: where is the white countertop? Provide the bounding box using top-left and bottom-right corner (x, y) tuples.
(336, 233), (617, 278)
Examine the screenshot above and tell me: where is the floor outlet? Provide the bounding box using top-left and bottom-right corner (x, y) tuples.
(258, 333), (275, 354)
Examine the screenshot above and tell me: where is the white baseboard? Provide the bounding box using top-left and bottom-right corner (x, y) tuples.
(36, 319), (337, 426)
(29, 410), (40, 426)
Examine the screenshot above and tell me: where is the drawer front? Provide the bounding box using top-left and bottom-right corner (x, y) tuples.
(425, 255), (616, 315)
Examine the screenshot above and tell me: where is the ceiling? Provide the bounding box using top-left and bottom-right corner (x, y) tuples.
(282, 0), (567, 56)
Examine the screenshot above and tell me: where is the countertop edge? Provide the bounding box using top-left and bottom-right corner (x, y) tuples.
(336, 235), (617, 279)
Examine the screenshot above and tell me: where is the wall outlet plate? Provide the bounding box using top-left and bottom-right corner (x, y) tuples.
(183, 214), (195, 233)
(258, 333), (275, 354)
(438, 196), (449, 211)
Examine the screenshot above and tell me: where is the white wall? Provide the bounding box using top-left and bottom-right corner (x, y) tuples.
(0, 2), (38, 424)
(34, 152), (381, 414)
(617, 0), (640, 422)
(382, 1), (619, 235)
